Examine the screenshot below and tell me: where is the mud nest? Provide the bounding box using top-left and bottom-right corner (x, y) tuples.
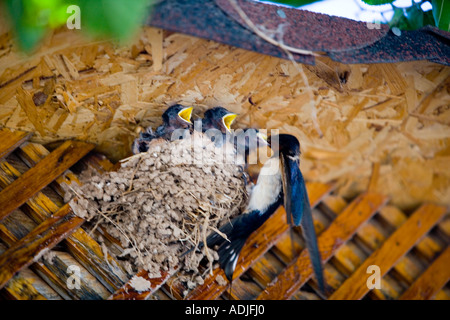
(67, 132), (248, 292)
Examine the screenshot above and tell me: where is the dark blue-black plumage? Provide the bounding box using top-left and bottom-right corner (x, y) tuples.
(204, 134), (324, 292)
(276, 135), (324, 292)
(132, 104), (193, 154)
(201, 106), (236, 134)
(199, 106), (267, 164)
(197, 106), (237, 149)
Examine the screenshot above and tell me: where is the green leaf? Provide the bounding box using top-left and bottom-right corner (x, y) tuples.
(4, 0), (155, 52)
(432, 0), (450, 31)
(361, 0), (394, 5)
(4, 0), (47, 52)
(388, 7), (410, 30)
(76, 0), (152, 42)
(405, 4), (424, 29)
(389, 7), (405, 26)
(423, 10), (435, 27)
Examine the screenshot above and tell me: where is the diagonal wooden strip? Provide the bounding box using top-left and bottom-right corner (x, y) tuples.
(186, 182), (335, 300)
(0, 223), (19, 246)
(0, 128), (32, 160)
(0, 143), (126, 298)
(0, 225), (58, 300)
(0, 223), (48, 300)
(0, 204), (84, 289)
(0, 194), (115, 299)
(2, 272), (48, 300)
(0, 161), (61, 218)
(16, 142), (82, 198)
(329, 203), (448, 300)
(399, 246), (450, 300)
(1, 146), (130, 292)
(108, 267), (178, 300)
(315, 200), (445, 300)
(257, 193), (389, 300)
(66, 228), (130, 292)
(0, 140), (94, 222)
(31, 250), (110, 300)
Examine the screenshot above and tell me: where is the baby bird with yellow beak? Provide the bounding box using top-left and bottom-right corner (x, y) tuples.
(201, 106), (237, 134)
(132, 104), (193, 154)
(199, 106), (268, 166)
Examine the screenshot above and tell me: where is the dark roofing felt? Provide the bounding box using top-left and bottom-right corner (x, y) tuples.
(148, 0), (449, 66)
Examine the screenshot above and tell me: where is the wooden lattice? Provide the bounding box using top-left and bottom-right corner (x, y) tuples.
(0, 127), (448, 300)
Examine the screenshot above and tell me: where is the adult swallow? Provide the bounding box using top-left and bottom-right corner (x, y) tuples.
(205, 134), (324, 292)
(132, 104), (193, 154)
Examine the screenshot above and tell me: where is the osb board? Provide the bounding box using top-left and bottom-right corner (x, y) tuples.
(0, 27), (449, 210)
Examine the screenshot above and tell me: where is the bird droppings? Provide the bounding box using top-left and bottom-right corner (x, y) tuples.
(215, 274), (227, 286)
(67, 132), (248, 291)
(129, 275), (152, 293)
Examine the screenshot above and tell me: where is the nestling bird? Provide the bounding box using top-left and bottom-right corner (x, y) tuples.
(132, 104), (193, 154)
(199, 106), (268, 165)
(200, 106), (237, 134)
(205, 134), (325, 292)
(197, 106), (238, 148)
(233, 128), (268, 167)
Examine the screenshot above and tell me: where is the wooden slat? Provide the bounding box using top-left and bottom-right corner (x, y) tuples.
(13, 144), (130, 291)
(0, 204), (84, 289)
(257, 193), (389, 300)
(323, 199), (446, 300)
(399, 246), (450, 300)
(435, 289), (450, 300)
(0, 128), (31, 160)
(185, 182), (335, 300)
(0, 153), (130, 292)
(163, 274), (187, 300)
(66, 229), (130, 292)
(269, 230), (303, 264)
(0, 222), (21, 246)
(2, 272), (48, 300)
(329, 203), (448, 300)
(270, 206), (328, 266)
(0, 140), (94, 222)
(247, 251), (287, 288)
(109, 268), (178, 300)
(81, 152), (120, 173)
(224, 276), (262, 300)
(0, 224), (54, 300)
(32, 250), (111, 300)
(16, 142), (82, 198)
(28, 262), (75, 300)
(0, 161), (60, 217)
(2, 268), (63, 300)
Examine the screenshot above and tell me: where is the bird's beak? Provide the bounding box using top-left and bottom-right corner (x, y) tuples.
(178, 107), (193, 124)
(222, 113), (237, 132)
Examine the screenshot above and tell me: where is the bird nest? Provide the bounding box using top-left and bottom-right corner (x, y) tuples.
(67, 132), (248, 290)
